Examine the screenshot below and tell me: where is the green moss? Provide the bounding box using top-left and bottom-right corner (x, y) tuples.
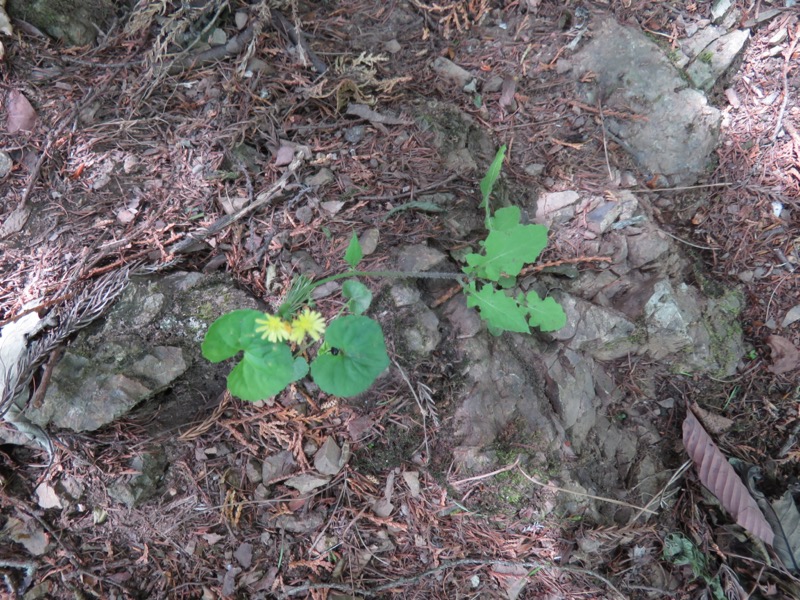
(699, 50), (714, 64)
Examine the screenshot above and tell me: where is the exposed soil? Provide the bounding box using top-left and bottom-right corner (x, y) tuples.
(1, 1), (799, 599)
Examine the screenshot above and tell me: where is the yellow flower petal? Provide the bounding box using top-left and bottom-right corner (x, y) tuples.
(289, 308), (326, 343)
(254, 314), (291, 343)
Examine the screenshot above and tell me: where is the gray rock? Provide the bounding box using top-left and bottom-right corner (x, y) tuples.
(711, 0), (733, 23)
(626, 227), (672, 269)
(545, 349), (598, 452)
(432, 56), (474, 88)
(686, 29), (750, 91)
(7, 0), (114, 45)
(246, 459), (263, 484)
(384, 39), (401, 54)
(396, 244), (447, 272)
(390, 283), (421, 307)
(285, 473), (330, 494)
(108, 448), (167, 508)
(442, 295), (482, 339)
(314, 437), (343, 476)
(262, 450), (297, 483)
(0, 151), (12, 178)
(402, 304), (441, 356)
(524, 163), (546, 177)
(535, 191), (580, 226)
(573, 18), (721, 186)
(642, 280), (698, 359)
(359, 228), (380, 255)
(25, 272), (259, 432)
(271, 512), (324, 533)
(305, 168), (335, 187)
(483, 75), (504, 93)
(586, 201), (622, 234)
(554, 295), (639, 361)
(344, 125), (365, 144)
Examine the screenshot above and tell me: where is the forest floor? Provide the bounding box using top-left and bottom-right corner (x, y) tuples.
(1, 1), (799, 599)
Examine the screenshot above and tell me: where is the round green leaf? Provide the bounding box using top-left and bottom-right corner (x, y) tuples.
(342, 279), (372, 315)
(228, 342), (295, 401)
(202, 309), (263, 362)
(311, 316), (389, 397)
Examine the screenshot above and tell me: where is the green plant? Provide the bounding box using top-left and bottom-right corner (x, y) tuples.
(663, 533), (724, 600)
(699, 50), (714, 64)
(202, 146), (565, 401)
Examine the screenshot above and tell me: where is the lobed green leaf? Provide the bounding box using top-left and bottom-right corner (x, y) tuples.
(464, 282), (530, 334)
(524, 291), (567, 332)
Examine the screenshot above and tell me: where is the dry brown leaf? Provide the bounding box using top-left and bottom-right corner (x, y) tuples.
(766, 335), (800, 374)
(6, 90), (37, 133)
(683, 410), (774, 545)
(690, 402), (734, 435)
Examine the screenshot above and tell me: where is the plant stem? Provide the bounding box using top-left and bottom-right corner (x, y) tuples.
(312, 269), (466, 288)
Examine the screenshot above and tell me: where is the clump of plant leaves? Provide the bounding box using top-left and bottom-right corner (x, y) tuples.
(202, 144), (563, 403)
(663, 532), (725, 600)
(462, 145), (566, 335)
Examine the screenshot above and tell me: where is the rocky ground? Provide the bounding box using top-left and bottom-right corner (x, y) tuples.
(1, 1), (799, 599)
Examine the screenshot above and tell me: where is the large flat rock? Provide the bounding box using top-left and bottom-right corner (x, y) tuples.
(573, 18), (721, 186)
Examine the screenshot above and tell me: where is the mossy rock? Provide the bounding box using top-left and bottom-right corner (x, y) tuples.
(8, 0), (116, 45)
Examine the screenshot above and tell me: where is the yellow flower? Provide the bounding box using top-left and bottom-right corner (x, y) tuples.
(288, 308), (326, 343)
(254, 314), (291, 343)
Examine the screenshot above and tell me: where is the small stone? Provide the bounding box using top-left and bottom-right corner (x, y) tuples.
(619, 171), (637, 188)
(285, 474), (331, 494)
(305, 168), (335, 187)
(524, 163), (545, 177)
(396, 244), (446, 272)
(234, 542), (253, 569)
(344, 125), (365, 144)
(782, 305), (800, 328)
(403, 304), (440, 356)
(321, 200), (345, 214)
(314, 437), (343, 476)
(0, 151), (12, 178)
(2, 517), (50, 555)
(295, 205), (313, 224)
(432, 56), (473, 88)
(586, 201), (622, 234)
(384, 39), (401, 54)
(311, 281), (340, 299)
(768, 28), (788, 46)
(390, 283), (420, 307)
(246, 459), (263, 483)
(209, 28), (227, 46)
(535, 190), (580, 226)
(272, 512), (324, 533)
(482, 75), (504, 93)
(235, 11), (249, 30)
(359, 228), (379, 255)
(402, 471), (421, 498)
(555, 58), (572, 74)
(711, 0), (733, 23)
(35, 482), (63, 509)
(262, 450), (297, 483)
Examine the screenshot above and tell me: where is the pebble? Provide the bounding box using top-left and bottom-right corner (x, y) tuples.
(0, 151), (12, 178)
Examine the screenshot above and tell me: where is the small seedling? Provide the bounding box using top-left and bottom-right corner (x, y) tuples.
(203, 146), (566, 401)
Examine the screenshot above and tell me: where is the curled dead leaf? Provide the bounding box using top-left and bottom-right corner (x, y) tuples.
(766, 335), (800, 374)
(683, 410), (774, 546)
